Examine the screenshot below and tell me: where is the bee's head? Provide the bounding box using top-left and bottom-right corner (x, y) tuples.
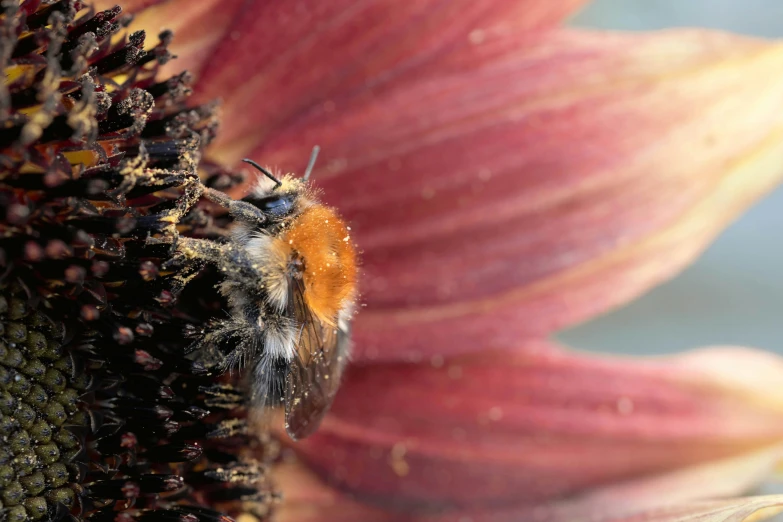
(243, 177), (306, 220)
(241, 159), (311, 222)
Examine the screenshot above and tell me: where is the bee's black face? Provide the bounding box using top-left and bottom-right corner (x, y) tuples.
(243, 193), (296, 217)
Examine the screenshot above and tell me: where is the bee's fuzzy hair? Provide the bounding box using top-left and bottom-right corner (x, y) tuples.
(242, 233), (291, 312)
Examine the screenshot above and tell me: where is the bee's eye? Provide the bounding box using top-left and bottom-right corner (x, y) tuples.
(260, 196), (293, 215)
(244, 194), (295, 216)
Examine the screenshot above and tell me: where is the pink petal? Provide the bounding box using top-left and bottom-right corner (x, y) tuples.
(236, 29), (783, 362)
(275, 446), (783, 521)
(477, 446), (783, 522)
(593, 498), (783, 522)
(192, 0), (588, 158)
(547, 448), (783, 522)
(288, 344), (783, 513)
(103, 0), (586, 108)
(478, 496), (783, 522)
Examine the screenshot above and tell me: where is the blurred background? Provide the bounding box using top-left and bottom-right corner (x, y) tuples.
(557, 0), (783, 355)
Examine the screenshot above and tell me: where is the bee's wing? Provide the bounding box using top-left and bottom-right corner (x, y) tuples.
(284, 277), (350, 440)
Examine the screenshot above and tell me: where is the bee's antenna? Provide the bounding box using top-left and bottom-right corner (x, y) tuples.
(303, 145), (320, 182)
(242, 159), (282, 189)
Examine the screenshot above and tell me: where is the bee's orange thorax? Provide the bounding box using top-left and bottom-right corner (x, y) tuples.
(281, 204), (357, 324)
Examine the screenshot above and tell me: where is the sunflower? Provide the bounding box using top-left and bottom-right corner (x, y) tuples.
(5, 1), (783, 522)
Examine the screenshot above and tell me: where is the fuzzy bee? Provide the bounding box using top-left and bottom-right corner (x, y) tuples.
(177, 149), (358, 439)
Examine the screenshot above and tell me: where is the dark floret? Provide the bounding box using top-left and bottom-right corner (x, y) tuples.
(0, 3), (276, 522)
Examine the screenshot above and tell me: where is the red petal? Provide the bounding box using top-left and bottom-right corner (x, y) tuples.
(276, 445), (783, 521)
(193, 0), (589, 160)
(592, 498), (783, 522)
(233, 29), (783, 362)
(464, 496), (783, 522)
(290, 344), (783, 512)
(101, 0), (586, 123)
(455, 447), (783, 521)
(104, 0), (586, 106)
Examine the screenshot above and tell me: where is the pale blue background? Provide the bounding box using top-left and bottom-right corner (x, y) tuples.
(559, 2), (783, 355)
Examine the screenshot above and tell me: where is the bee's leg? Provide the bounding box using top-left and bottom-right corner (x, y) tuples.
(173, 236), (226, 265)
(202, 187), (268, 228)
(172, 236), (260, 283)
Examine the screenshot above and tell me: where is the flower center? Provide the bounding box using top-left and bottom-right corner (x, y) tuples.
(1, 3), (278, 522)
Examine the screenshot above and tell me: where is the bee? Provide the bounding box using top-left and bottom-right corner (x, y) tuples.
(176, 148), (358, 439)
